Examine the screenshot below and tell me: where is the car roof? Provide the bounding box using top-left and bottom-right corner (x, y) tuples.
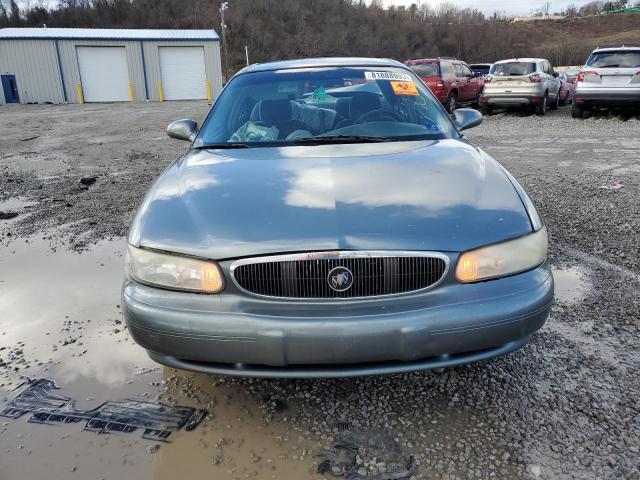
(494, 58), (544, 64)
(239, 57), (407, 74)
(405, 57), (457, 64)
(592, 45), (640, 53)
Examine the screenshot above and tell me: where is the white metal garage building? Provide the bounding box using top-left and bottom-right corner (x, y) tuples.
(0, 28), (222, 104)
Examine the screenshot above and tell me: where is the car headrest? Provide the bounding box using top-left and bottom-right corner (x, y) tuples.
(250, 99), (294, 123)
(349, 92), (381, 119)
(334, 97), (351, 119)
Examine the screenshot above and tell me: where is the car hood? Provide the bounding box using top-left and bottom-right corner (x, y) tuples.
(129, 139), (533, 259)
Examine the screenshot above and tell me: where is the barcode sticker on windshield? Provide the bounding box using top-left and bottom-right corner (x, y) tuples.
(365, 71), (413, 82)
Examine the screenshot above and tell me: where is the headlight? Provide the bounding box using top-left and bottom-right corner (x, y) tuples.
(456, 227), (547, 283)
(125, 245), (224, 293)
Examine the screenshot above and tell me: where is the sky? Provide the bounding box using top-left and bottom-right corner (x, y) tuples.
(376, 0), (597, 16)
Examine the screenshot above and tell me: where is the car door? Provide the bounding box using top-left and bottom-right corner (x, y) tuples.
(545, 61), (560, 99)
(461, 63), (479, 99)
(453, 63), (469, 100)
(440, 60), (455, 98)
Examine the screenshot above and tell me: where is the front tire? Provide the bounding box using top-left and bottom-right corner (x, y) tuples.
(481, 104), (492, 115)
(446, 92), (457, 113)
(550, 92), (559, 110)
(535, 93), (548, 116)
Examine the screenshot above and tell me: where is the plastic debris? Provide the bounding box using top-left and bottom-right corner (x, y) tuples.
(0, 379), (207, 442)
(79, 175), (98, 186)
(599, 181), (624, 191)
(0, 211), (19, 220)
(316, 429), (416, 479)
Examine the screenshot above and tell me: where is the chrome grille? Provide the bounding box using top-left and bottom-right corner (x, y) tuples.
(231, 252), (448, 299)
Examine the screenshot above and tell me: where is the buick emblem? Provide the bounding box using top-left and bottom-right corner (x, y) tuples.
(327, 266), (353, 292)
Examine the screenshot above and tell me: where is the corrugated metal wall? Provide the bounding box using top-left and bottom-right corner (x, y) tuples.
(0, 39), (65, 103)
(0, 37), (222, 104)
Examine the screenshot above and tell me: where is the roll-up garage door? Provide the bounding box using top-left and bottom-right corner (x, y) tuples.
(76, 46), (130, 102)
(159, 46), (207, 100)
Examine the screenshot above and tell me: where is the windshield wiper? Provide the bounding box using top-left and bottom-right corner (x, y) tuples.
(292, 135), (391, 144)
(194, 143), (251, 149)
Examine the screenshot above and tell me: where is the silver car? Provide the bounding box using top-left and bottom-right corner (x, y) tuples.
(123, 57), (553, 378)
(573, 45), (640, 118)
(480, 58), (561, 115)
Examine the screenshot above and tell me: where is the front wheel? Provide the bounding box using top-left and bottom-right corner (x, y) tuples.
(550, 92), (559, 110)
(446, 93), (457, 113)
(481, 103), (492, 115)
(535, 94), (548, 116)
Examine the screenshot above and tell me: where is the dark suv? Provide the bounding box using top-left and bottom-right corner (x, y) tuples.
(405, 57), (484, 112)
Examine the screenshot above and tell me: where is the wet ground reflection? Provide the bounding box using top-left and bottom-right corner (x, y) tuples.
(0, 238), (317, 479)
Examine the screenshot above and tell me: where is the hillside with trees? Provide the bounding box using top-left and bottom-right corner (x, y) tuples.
(1, 0), (639, 76)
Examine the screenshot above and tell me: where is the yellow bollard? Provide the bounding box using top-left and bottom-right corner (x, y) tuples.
(206, 80), (212, 103)
(158, 80), (164, 102)
(128, 81), (135, 103)
(75, 83), (84, 104)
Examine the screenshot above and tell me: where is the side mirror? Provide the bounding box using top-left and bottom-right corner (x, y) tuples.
(553, 72), (559, 78)
(167, 119), (198, 142)
(453, 108), (483, 131)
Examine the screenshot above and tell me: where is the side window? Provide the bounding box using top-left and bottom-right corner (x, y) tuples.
(440, 62), (450, 78)
(454, 64), (464, 77)
(462, 65), (473, 77)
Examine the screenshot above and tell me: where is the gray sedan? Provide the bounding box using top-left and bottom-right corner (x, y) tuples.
(123, 57), (553, 378)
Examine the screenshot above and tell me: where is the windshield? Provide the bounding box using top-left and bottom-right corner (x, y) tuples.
(470, 65), (490, 75)
(194, 66), (457, 148)
(407, 63), (440, 77)
(586, 51), (640, 68)
(490, 62), (536, 76)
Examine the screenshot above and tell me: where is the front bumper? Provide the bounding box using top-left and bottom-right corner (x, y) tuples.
(123, 265), (553, 378)
(575, 87), (640, 107)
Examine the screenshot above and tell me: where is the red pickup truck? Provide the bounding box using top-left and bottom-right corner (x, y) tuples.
(405, 57), (484, 112)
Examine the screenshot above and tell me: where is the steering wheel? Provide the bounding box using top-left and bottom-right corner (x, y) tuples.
(354, 109), (403, 124)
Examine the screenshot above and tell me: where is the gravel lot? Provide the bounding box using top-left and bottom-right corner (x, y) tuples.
(0, 102), (639, 479)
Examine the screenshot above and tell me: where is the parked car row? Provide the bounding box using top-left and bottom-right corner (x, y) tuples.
(404, 45), (639, 117)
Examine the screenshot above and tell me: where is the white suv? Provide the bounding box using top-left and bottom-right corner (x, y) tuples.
(480, 58), (561, 115)
(573, 45), (640, 118)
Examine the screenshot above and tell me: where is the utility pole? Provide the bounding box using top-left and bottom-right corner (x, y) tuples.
(220, 1), (229, 82)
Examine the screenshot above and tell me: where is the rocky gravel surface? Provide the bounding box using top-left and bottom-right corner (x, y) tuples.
(1, 103), (639, 479)
(0, 102), (210, 250)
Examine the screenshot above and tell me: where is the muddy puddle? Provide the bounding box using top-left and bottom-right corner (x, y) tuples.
(0, 238), (319, 480)
(551, 266), (591, 304)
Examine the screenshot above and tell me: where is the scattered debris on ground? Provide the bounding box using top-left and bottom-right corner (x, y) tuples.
(1, 378), (207, 441)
